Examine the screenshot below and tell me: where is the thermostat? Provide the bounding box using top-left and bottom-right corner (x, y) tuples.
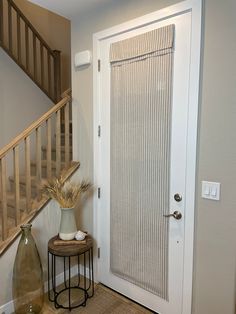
(74, 50), (92, 67)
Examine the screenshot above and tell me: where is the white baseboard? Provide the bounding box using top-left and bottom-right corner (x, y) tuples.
(0, 265), (90, 314)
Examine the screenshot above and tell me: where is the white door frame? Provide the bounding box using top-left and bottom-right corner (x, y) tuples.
(93, 1), (202, 313)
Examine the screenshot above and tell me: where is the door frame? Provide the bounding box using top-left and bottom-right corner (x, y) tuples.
(93, 1), (202, 313)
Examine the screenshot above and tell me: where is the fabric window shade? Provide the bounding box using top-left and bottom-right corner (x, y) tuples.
(110, 24), (174, 300)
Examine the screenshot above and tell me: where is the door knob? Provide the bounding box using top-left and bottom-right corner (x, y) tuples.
(163, 211), (182, 220)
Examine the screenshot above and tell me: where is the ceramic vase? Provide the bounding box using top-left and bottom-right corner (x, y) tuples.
(59, 207), (77, 240)
(12, 224), (44, 314)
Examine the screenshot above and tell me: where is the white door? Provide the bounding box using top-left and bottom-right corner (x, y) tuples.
(94, 3), (201, 314)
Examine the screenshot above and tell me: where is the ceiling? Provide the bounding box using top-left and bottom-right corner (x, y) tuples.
(28, 0), (111, 19)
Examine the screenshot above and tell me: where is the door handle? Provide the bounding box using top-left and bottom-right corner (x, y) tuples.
(163, 211), (182, 220)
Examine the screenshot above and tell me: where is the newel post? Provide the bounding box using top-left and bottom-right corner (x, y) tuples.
(53, 49), (61, 103)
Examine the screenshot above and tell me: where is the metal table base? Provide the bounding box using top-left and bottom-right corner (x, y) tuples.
(47, 237), (94, 311)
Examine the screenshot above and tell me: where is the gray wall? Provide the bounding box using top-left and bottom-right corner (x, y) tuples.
(71, 0), (236, 313)
(0, 49), (52, 149)
(0, 47), (61, 307)
(0, 200), (61, 307)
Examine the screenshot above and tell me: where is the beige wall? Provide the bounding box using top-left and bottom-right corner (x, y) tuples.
(71, 0), (236, 314)
(14, 0), (71, 93)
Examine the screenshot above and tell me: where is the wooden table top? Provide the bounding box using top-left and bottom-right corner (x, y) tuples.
(48, 235), (93, 257)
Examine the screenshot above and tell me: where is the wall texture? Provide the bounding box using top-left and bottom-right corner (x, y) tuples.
(0, 170), (86, 308)
(0, 12), (66, 302)
(14, 0), (71, 93)
(0, 49), (52, 148)
(71, 0), (236, 313)
(0, 0), (71, 308)
(0, 200), (61, 307)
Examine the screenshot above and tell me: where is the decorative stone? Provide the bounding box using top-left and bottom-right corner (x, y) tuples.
(75, 230), (87, 241)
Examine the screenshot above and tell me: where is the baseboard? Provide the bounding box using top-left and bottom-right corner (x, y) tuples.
(0, 265), (90, 314)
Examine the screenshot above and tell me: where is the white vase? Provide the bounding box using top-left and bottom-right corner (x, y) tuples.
(59, 208), (77, 240)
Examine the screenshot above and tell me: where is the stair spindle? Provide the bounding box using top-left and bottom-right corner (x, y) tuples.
(0, 157), (8, 240)
(64, 102), (70, 167)
(25, 24), (29, 71)
(8, 0), (12, 53)
(33, 33), (37, 81)
(17, 12), (21, 63)
(56, 110), (61, 176)
(53, 50), (61, 103)
(46, 118), (52, 179)
(36, 127), (42, 200)
(25, 137), (31, 212)
(47, 51), (51, 99)
(40, 42), (44, 88)
(13, 146), (20, 226)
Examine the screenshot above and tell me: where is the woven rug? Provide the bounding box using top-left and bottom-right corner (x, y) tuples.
(44, 284), (153, 313)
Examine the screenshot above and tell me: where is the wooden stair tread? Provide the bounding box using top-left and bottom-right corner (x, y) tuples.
(61, 120), (72, 126)
(9, 175), (46, 185)
(31, 159), (74, 168)
(58, 133), (72, 138)
(5, 192), (26, 209)
(0, 192), (25, 209)
(41, 145), (72, 153)
(9, 175), (47, 186)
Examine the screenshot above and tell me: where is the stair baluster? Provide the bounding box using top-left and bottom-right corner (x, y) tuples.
(25, 136), (31, 213)
(0, 157), (7, 240)
(0, 0), (61, 102)
(46, 118), (52, 179)
(13, 146), (20, 226)
(0, 91), (80, 255)
(64, 102), (70, 167)
(36, 127), (42, 200)
(56, 109), (61, 176)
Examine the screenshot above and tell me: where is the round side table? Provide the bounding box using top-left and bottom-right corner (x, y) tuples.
(47, 235), (94, 311)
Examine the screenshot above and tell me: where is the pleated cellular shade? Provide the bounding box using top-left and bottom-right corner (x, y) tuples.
(109, 24), (175, 299)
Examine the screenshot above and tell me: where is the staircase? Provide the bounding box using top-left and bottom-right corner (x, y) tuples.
(0, 0), (61, 102)
(0, 1), (79, 254)
(0, 90), (80, 255)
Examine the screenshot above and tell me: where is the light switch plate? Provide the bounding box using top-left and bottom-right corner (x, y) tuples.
(201, 181), (221, 200)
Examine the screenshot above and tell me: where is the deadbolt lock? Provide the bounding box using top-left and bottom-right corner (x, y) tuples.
(174, 193), (182, 202)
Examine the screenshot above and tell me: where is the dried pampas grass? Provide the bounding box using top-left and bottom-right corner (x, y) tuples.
(42, 176), (91, 208)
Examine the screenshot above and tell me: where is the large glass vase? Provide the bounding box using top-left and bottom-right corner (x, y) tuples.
(12, 224), (44, 313)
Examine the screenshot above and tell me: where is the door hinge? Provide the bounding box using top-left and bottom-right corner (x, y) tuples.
(98, 59), (101, 72)
(98, 247), (100, 259)
(98, 187), (101, 199)
(98, 125), (101, 137)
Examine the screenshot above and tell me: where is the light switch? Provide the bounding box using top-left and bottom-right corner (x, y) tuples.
(204, 185), (210, 195)
(201, 181), (221, 200)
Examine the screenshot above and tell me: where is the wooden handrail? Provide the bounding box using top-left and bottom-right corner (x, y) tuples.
(0, 95), (70, 159)
(0, 0), (62, 102)
(61, 88), (72, 98)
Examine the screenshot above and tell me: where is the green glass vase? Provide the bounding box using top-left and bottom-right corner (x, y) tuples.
(12, 224), (44, 314)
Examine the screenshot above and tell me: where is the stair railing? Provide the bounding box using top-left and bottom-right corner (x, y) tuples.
(0, 90), (71, 242)
(0, 0), (61, 102)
